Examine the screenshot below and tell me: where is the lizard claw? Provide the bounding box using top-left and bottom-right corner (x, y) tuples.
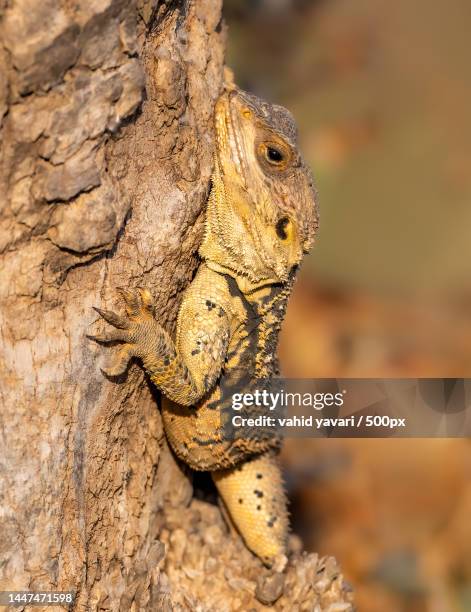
(117, 287), (142, 318)
(117, 286), (155, 318)
(87, 328), (130, 343)
(93, 306), (129, 329)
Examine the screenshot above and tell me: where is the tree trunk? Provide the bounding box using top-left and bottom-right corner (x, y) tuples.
(0, 1), (353, 609)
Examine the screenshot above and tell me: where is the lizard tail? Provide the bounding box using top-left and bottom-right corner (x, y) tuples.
(212, 452), (289, 566)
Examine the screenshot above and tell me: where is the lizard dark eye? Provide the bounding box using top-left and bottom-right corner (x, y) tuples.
(275, 216), (290, 240)
(266, 146), (284, 164)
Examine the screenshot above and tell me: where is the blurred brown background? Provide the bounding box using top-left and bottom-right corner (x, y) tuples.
(224, 1), (471, 610)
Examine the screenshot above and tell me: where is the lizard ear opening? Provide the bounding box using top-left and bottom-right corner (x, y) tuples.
(275, 216), (293, 241)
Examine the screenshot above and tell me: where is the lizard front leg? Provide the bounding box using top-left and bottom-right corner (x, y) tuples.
(89, 286), (230, 407)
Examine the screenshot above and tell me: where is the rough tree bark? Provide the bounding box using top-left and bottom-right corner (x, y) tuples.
(0, 1), (354, 610)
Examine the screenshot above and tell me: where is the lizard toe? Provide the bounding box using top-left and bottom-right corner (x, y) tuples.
(137, 287), (155, 314)
(87, 329), (130, 343)
(101, 345), (135, 377)
(93, 306), (129, 329)
(117, 287), (141, 318)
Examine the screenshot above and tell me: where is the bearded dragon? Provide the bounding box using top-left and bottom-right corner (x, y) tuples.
(90, 84), (318, 567)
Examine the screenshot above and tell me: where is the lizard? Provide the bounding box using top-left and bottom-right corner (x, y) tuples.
(89, 83), (318, 567)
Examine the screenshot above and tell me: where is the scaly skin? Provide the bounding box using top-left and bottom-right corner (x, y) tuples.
(90, 85), (318, 566)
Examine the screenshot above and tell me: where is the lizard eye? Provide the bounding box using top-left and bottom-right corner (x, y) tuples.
(266, 146), (284, 164)
(257, 141), (291, 172)
(275, 216), (291, 240)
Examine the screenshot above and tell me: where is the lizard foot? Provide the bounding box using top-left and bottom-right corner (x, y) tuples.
(88, 288), (157, 377)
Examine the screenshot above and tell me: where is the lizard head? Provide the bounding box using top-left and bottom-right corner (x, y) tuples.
(200, 86), (319, 291)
